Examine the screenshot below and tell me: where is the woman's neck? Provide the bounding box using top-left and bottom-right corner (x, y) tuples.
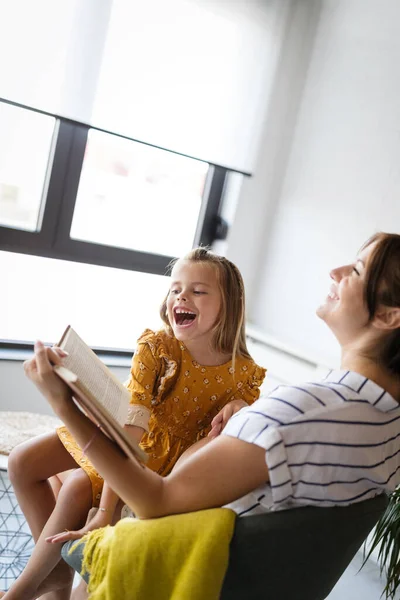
(341, 350), (400, 403)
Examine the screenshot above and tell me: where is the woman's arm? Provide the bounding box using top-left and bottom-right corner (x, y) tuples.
(26, 342), (269, 519)
(56, 404), (268, 519)
(97, 424), (145, 518)
(85, 425), (145, 523)
(46, 424), (146, 544)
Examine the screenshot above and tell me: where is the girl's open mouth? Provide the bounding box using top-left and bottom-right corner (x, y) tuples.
(174, 308), (197, 328)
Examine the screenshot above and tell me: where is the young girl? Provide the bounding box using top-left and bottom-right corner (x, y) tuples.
(4, 248), (266, 600)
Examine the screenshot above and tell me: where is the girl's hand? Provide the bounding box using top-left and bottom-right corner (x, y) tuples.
(45, 509), (113, 545)
(24, 341), (72, 414)
(208, 399), (248, 439)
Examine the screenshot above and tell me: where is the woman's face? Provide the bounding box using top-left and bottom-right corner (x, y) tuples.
(317, 242), (377, 345)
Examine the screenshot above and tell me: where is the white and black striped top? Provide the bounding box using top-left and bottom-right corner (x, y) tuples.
(222, 370), (400, 517)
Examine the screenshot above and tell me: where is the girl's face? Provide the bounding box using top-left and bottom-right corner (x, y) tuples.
(166, 260), (222, 349)
(317, 242), (376, 346)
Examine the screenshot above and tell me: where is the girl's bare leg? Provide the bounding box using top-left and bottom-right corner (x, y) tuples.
(4, 467), (93, 600)
(48, 469), (75, 500)
(7, 433), (78, 540)
(44, 471), (83, 600)
(70, 581), (89, 600)
(4, 433), (84, 600)
(69, 498), (124, 600)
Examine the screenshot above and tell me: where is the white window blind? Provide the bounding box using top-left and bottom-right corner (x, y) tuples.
(91, 0), (282, 172)
(0, 0), (79, 114)
(0, 0), (285, 172)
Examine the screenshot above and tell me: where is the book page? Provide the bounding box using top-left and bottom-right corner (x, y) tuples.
(54, 367), (148, 464)
(59, 327), (129, 426)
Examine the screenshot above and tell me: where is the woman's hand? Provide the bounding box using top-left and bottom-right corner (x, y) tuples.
(24, 341), (72, 415)
(208, 399), (248, 439)
(45, 508), (113, 545)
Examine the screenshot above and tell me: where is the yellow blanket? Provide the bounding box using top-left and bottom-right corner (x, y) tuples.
(78, 508), (236, 600)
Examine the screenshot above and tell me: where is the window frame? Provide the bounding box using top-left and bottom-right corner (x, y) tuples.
(0, 338), (134, 367)
(0, 97), (249, 276)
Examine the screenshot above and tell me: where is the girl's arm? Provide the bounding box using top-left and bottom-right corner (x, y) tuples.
(47, 425), (145, 544)
(26, 343), (269, 520)
(208, 399), (248, 439)
(209, 363), (266, 438)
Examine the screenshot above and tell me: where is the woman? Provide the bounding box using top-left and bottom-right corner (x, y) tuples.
(8, 232), (400, 598)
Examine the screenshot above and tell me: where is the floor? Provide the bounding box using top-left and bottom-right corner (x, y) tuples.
(69, 551), (399, 599)
(326, 551), (399, 600)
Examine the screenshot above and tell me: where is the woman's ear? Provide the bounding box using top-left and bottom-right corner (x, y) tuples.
(373, 307), (400, 331)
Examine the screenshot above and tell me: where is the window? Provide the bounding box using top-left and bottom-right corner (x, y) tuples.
(0, 251), (168, 349)
(0, 0), (268, 345)
(0, 1), (264, 347)
(0, 100), (231, 346)
(0, 103), (55, 231)
(71, 130), (209, 257)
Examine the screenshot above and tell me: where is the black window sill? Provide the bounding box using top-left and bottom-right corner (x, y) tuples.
(0, 341), (133, 369)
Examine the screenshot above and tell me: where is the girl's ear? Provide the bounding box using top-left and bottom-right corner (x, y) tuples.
(373, 307), (400, 331)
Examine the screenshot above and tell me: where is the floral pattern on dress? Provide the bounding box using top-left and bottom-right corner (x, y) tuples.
(57, 328), (266, 505)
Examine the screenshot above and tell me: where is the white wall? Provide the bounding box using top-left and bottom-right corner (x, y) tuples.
(239, 0), (400, 366)
(219, 0), (322, 316)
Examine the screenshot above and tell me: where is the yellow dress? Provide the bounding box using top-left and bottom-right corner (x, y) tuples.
(57, 329), (266, 505)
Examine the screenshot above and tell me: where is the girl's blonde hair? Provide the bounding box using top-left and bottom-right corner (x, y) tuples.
(159, 247), (252, 361)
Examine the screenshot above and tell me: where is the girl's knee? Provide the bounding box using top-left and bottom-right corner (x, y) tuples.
(8, 432), (70, 485)
(8, 441), (33, 485)
(58, 468), (92, 508)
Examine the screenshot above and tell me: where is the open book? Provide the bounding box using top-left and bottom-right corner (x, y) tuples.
(54, 325), (147, 464)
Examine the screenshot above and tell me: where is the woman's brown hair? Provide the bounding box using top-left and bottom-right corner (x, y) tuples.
(159, 248), (252, 361)
(362, 232), (400, 376)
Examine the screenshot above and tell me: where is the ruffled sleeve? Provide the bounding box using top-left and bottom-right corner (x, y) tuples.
(124, 330), (161, 430)
(234, 363), (266, 405)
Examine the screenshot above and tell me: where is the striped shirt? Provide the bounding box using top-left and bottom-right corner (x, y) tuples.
(222, 370), (400, 517)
